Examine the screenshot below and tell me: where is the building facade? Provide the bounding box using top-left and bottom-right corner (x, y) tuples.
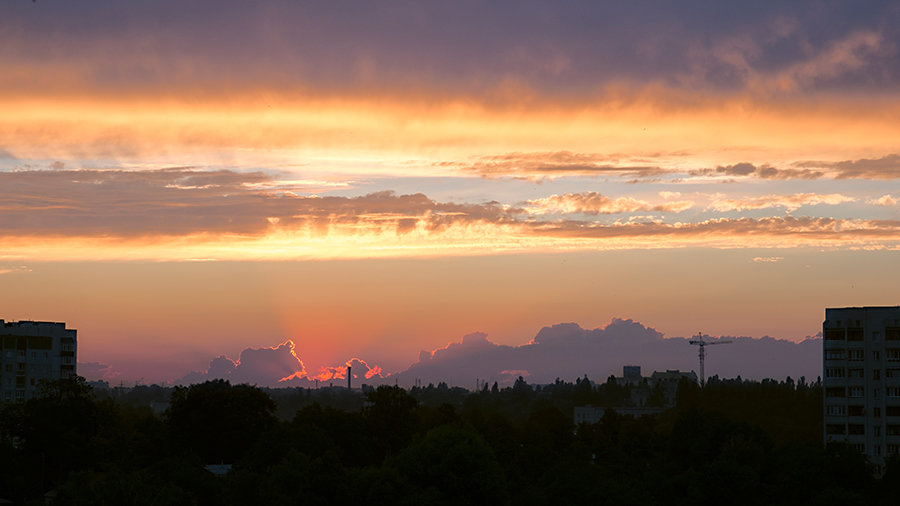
(823, 306), (900, 473)
(0, 320), (77, 403)
(575, 366), (698, 425)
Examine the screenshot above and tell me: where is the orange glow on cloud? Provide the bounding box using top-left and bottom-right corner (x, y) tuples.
(2, 91), (900, 176)
(1, 216), (899, 262)
(308, 358), (384, 382)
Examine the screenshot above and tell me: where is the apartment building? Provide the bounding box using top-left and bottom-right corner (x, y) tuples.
(0, 320), (77, 403)
(823, 306), (900, 474)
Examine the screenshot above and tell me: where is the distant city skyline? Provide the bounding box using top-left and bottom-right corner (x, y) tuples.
(2, 1), (898, 384)
(67, 316), (823, 387)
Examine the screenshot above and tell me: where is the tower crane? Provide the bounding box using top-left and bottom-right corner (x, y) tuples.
(688, 332), (731, 386)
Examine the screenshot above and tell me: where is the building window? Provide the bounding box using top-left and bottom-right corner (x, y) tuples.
(849, 368), (864, 378)
(826, 424), (847, 435)
(827, 405), (847, 416)
(887, 328), (900, 341)
(848, 424), (865, 435)
(854, 443), (866, 453)
(886, 349), (900, 362)
(886, 425), (900, 436)
(889, 444), (900, 456)
(875, 407), (882, 418)
(874, 351), (881, 361)
(825, 350), (846, 360)
(875, 369), (882, 380)
(887, 368), (900, 378)
(826, 329), (846, 340)
(3, 364), (10, 373)
(875, 445), (882, 456)
(848, 329), (864, 341)
(826, 350), (846, 360)
(875, 425), (882, 437)
(887, 387), (900, 397)
(827, 367), (846, 378)
(849, 405), (865, 417)
(827, 387), (846, 398)
(849, 349), (865, 361)
(887, 406), (900, 417)
(850, 387), (865, 398)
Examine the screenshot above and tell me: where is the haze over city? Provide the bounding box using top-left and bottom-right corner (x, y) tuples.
(2, 0), (899, 385)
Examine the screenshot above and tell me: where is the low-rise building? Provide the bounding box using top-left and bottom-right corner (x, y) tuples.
(575, 366), (697, 425)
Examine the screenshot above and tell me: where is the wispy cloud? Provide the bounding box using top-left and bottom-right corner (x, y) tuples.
(524, 192), (693, 215)
(0, 265), (31, 275)
(708, 193), (855, 212)
(768, 30), (887, 92)
(1, 168), (898, 260)
(796, 154), (900, 180)
(454, 152), (670, 180)
(869, 194), (897, 206)
(752, 256), (784, 263)
(695, 162), (825, 180)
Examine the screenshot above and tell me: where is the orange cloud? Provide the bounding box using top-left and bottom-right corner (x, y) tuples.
(869, 195), (897, 206)
(454, 151), (670, 180)
(524, 192), (694, 215)
(708, 193), (855, 212)
(309, 358), (385, 382)
(0, 266), (30, 276)
(1, 175), (899, 261)
(177, 340), (306, 386)
(3, 91), (900, 181)
(796, 154), (900, 180)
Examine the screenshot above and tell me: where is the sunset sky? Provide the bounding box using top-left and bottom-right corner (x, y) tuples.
(2, 1), (899, 384)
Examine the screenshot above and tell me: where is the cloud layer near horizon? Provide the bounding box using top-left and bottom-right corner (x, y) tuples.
(128, 318), (821, 388)
(397, 319), (822, 386)
(173, 341), (386, 387)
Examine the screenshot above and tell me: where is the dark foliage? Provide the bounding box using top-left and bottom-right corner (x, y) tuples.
(0, 374), (884, 504)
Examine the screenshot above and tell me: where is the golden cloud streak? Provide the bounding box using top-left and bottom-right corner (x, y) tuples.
(2, 216), (898, 262)
(3, 91), (900, 175)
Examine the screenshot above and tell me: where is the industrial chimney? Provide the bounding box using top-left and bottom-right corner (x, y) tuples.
(347, 365), (352, 389)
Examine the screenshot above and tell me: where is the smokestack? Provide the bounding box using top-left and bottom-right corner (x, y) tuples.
(347, 365), (352, 389)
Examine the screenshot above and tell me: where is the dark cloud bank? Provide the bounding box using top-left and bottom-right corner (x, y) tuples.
(149, 318), (821, 388)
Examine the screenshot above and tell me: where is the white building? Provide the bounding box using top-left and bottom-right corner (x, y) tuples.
(0, 320), (77, 403)
(823, 306), (900, 474)
(575, 366), (697, 425)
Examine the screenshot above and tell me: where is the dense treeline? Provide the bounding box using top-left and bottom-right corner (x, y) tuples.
(0, 375), (895, 504)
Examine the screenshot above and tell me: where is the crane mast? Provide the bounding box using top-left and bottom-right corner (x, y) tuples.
(688, 332), (732, 386)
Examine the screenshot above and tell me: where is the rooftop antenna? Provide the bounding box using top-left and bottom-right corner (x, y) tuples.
(688, 332), (732, 386)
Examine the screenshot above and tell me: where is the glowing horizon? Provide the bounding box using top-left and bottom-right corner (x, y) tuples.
(2, 0), (899, 384)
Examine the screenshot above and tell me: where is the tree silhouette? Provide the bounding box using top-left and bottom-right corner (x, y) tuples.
(166, 379), (276, 463)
